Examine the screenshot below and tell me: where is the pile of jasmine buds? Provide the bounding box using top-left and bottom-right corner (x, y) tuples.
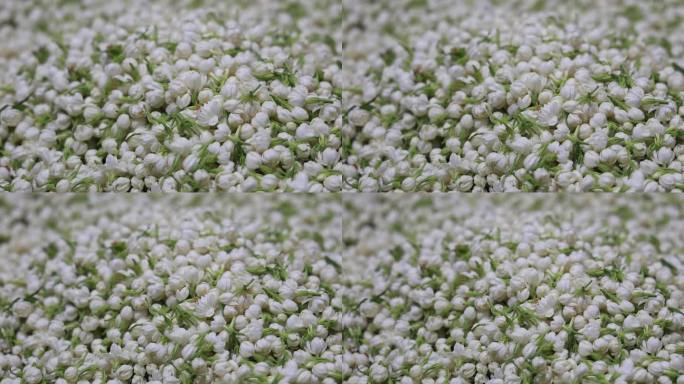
(1, 194), (683, 383)
(3, 0), (684, 192)
(0, 194), (356, 383)
(340, 194), (684, 383)
(341, 0), (684, 192)
(0, 0), (343, 192)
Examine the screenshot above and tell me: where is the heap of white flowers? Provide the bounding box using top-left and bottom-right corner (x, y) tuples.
(2, 194), (683, 383)
(3, 0), (684, 192)
(0, 195), (354, 383)
(340, 194), (684, 383)
(341, 0), (684, 191)
(0, 0), (343, 192)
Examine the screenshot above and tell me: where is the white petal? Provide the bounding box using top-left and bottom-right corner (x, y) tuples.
(539, 101), (561, 126)
(625, 88), (644, 107)
(197, 100), (221, 127)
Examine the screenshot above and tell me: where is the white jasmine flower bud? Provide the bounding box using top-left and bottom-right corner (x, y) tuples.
(197, 99), (222, 127)
(460, 363), (476, 378)
(13, 301), (33, 317)
(245, 152), (262, 170)
(370, 364), (388, 382)
(628, 108), (645, 121)
(116, 365), (134, 381)
(654, 147), (674, 165)
(181, 344), (197, 360)
(348, 109), (370, 127)
(22, 366), (42, 384)
(180, 71), (203, 91)
(1, 108), (23, 127)
(323, 175), (342, 191)
(307, 337), (326, 356)
(581, 321), (600, 341)
(539, 101), (561, 126)
(239, 341), (255, 358)
(116, 114), (131, 130)
(111, 177), (131, 192)
(578, 340), (593, 357)
(320, 148), (339, 167)
(645, 337), (662, 354)
(196, 292), (218, 318)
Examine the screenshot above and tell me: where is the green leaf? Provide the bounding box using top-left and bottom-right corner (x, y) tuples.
(34, 46), (50, 64)
(450, 47), (468, 66)
(106, 44), (125, 64)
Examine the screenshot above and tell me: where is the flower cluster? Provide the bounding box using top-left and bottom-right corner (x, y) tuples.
(0, 0), (343, 192)
(340, 194), (684, 383)
(341, 0), (684, 191)
(3, 0), (684, 192)
(0, 194), (355, 383)
(1, 194), (683, 383)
